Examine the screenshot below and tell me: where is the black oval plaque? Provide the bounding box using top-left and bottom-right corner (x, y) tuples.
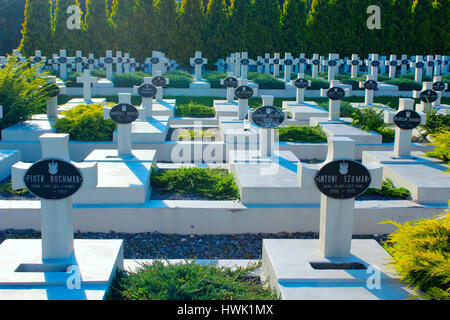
(105, 57), (113, 64)
(241, 59), (249, 65)
(284, 59), (293, 66)
(75, 57), (83, 63)
(257, 61), (263, 66)
(98, 63), (104, 68)
(34, 57), (42, 63)
(88, 59), (95, 64)
(401, 59), (409, 65)
(234, 86), (254, 99)
(327, 87), (345, 100)
(152, 76), (167, 87)
(130, 63), (136, 68)
(390, 61), (398, 67)
(294, 78), (309, 89)
(264, 58), (270, 64)
(194, 58), (204, 65)
(0, 64), (6, 69)
(427, 61), (434, 67)
(66, 63), (72, 69)
(416, 62), (425, 69)
(110, 104), (139, 124)
(273, 59), (280, 65)
(45, 83), (60, 98)
(117, 57), (123, 63)
(420, 90), (438, 103)
(371, 60), (380, 67)
(24, 159), (83, 200)
(151, 57), (160, 64)
(312, 59), (320, 65)
(58, 57), (67, 64)
(394, 110), (421, 130)
(328, 60), (337, 67)
(224, 77), (238, 88)
(433, 81), (446, 92)
(138, 84), (157, 98)
(352, 60), (359, 66)
(364, 80), (378, 90)
(315, 160), (371, 199)
(252, 106), (285, 129)
(299, 58), (306, 64)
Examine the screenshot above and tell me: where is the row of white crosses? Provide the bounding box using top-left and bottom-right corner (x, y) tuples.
(144, 51), (170, 77)
(190, 51), (208, 81)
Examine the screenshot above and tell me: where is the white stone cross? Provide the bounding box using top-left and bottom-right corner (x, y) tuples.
(114, 51), (124, 75)
(425, 55), (435, 78)
(298, 137), (382, 257)
(386, 55), (400, 79)
(233, 52), (242, 78)
(122, 53), (131, 73)
(236, 79), (258, 120)
(104, 93), (145, 155)
(55, 50), (72, 81)
(227, 53), (236, 75)
(153, 71), (169, 101)
(281, 53), (296, 83)
(86, 53), (97, 71)
(434, 55), (443, 76)
(384, 98), (426, 158)
(133, 78), (157, 118)
(379, 56), (387, 74)
(308, 54), (321, 78)
(31, 50), (47, 74)
(76, 69), (99, 103)
(220, 72), (238, 102)
(322, 53), (340, 81)
(240, 52), (253, 80)
(296, 53), (307, 75)
(190, 51), (208, 81)
(413, 81), (437, 113)
(431, 76), (448, 107)
(12, 133), (98, 260)
(100, 50), (115, 80)
(400, 54), (409, 75)
(263, 53), (271, 74)
(294, 73), (311, 104)
(320, 80), (351, 121)
(256, 56), (264, 74)
(45, 76), (66, 118)
(73, 51), (86, 74)
(410, 56), (425, 83)
(347, 54), (362, 78)
(358, 75), (378, 106)
(366, 53), (380, 81)
(319, 56), (325, 73)
(270, 53), (281, 78)
(129, 58), (139, 73)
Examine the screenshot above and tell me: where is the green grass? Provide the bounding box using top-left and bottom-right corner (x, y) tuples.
(151, 167), (240, 200)
(363, 178), (411, 199)
(278, 125), (327, 143)
(175, 102), (216, 118)
(108, 260), (278, 300)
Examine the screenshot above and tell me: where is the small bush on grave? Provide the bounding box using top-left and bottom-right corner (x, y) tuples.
(278, 125), (327, 143)
(0, 179), (29, 196)
(54, 103), (117, 141)
(109, 260), (277, 300)
(363, 178), (410, 199)
(425, 130), (450, 164)
(351, 107), (395, 142)
(398, 73), (432, 82)
(419, 109), (450, 139)
(66, 72), (83, 87)
(204, 71), (227, 88)
(165, 70), (194, 88)
(318, 101), (355, 118)
(0, 58), (51, 131)
(91, 70), (106, 78)
(112, 72), (149, 88)
(151, 167), (240, 200)
(248, 72), (285, 89)
(177, 129), (217, 141)
(175, 102), (215, 118)
(306, 76), (330, 90)
(380, 209), (450, 300)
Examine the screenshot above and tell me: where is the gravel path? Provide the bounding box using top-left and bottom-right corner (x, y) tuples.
(0, 229), (388, 260)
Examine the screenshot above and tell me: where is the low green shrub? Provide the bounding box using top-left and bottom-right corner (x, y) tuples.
(110, 260), (277, 300)
(0, 58), (50, 130)
(306, 76), (330, 90)
(377, 127), (396, 143)
(419, 109), (450, 139)
(177, 129), (217, 141)
(248, 72), (285, 89)
(319, 101), (355, 118)
(0, 179), (29, 196)
(398, 73), (432, 82)
(364, 178), (410, 199)
(384, 78), (422, 91)
(278, 125), (327, 143)
(204, 71), (227, 88)
(165, 71), (194, 88)
(351, 107), (396, 142)
(380, 208), (450, 300)
(175, 102), (215, 118)
(425, 130), (450, 163)
(151, 167), (240, 200)
(112, 72), (149, 88)
(54, 103), (117, 141)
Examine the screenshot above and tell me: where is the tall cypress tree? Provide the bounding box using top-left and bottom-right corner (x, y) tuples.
(19, 0), (53, 56)
(307, 0), (334, 55)
(204, 0), (229, 66)
(411, 0), (435, 55)
(251, 0), (282, 55)
(177, 0), (205, 66)
(154, 0), (179, 59)
(110, 0), (137, 52)
(0, 0), (26, 56)
(280, 0), (308, 54)
(227, 0), (253, 53)
(84, 0), (113, 57)
(132, 0), (156, 61)
(430, 0), (449, 55)
(52, 0), (84, 55)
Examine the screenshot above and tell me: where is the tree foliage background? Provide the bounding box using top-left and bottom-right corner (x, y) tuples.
(2, 0), (449, 67)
